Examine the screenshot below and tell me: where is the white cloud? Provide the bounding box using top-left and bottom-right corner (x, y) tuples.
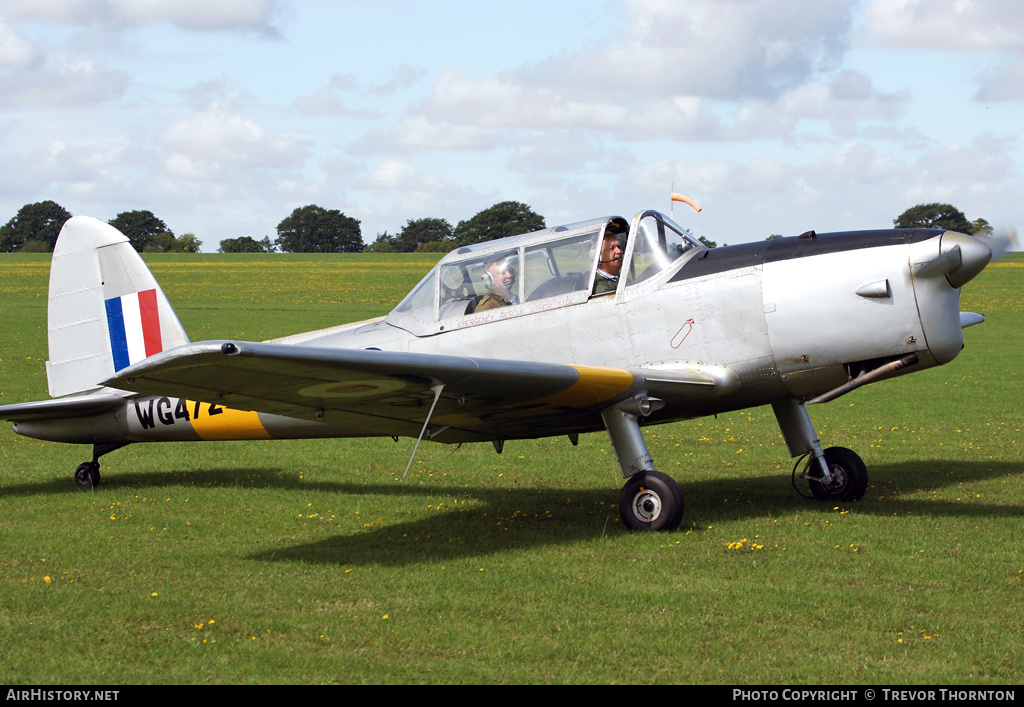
(0, 17), (39, 68)
(506, 131), (608, 175)
(351, 1), (898, 153)
(865, 0), (1024, 51)
(372, 63), (911, 153)
(2, 0), (284, 35)
(780, 71), (909, 136)
(521, 0), (858, 100)
(975, 57), (1024, 101)
(0, 0), (100, 24)
(162, 100), (308, 179)
(426, 71), (631, 130)
(367, 159), (458, 196)
(0, 133), (155, 211)
(359, 70), (718, 150)
(864, 0), (1024, 101)
(368, 64), (429, 96)
(293, 74), (382, 118)
(293, 67), (427, 118)
(360, 159), (487, 224)
(113, 0), (283, 34)
(349, 115), (504, 155)
(914, 132), (1019, 192)
(0, 57), (129, 108)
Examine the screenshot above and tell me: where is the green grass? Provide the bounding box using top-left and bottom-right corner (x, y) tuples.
(0, 253), (1021, 684)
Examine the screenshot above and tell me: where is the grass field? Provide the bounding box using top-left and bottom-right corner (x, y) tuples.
(0, 252), (1020, 685)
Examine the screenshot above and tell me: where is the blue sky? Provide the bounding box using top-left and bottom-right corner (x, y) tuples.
(1, 0), (1021, 250)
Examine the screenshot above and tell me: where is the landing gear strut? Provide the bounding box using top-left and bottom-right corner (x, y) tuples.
(602, 400), (684, 532)
(773, 399), (869, 503)
(73, 442), (130, 490)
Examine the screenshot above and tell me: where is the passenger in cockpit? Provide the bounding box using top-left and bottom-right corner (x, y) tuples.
(474, 254), (519, 311)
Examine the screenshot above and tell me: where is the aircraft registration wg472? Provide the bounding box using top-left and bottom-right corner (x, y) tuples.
(0, 209), (1001, 531)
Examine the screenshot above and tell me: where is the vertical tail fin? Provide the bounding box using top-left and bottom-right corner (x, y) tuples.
(46, 216), (190, 397)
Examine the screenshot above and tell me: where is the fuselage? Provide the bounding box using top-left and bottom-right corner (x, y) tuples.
(269, 223), (980, 424)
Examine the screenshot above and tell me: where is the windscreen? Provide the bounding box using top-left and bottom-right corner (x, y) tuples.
(626, 213), (703, 285)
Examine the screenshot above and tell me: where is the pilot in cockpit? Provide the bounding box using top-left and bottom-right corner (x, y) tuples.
(592, 230), (624, 295)
(474, 253), (519, 312)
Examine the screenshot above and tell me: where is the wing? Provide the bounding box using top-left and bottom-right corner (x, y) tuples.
(102, 341), (650, 443)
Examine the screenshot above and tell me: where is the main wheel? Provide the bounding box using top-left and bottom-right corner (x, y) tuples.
(806, 447), (867, 502)
(74, 462), (100, 489)
(619, 470), (684, 531)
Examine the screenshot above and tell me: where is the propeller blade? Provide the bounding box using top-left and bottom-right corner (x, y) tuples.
(980, 226), (1019, 261)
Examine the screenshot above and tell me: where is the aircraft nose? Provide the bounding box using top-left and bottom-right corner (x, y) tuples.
(943, 231), (992, 288)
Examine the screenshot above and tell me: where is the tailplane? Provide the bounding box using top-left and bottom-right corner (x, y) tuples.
(46, 216), (190, 397)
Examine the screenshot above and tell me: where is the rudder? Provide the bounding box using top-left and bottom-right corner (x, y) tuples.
(46, 216), (190, 397)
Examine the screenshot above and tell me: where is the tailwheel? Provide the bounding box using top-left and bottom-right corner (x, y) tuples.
(74, 461), (100, 490)
(805, 447), (867, 502)
(619, 470), (684, 531)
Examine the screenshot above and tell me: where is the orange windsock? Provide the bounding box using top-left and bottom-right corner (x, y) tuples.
(671, 193), (702, 213)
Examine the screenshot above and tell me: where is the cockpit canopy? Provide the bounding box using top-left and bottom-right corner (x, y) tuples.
(388, 210), (704, 335)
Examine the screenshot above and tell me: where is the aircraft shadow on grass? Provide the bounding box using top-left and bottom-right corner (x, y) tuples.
(149, 459), (1024, 565)
(248, 459), (1023, 568)
(2, 458), (1019, 567)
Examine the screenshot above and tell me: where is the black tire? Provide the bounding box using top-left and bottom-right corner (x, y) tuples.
(807, 447), (867, 502)
(619, 470), (684, 531)
(74, 462), (100, 489)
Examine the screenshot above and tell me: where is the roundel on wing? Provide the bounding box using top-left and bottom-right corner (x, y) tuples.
(298, 379), (407, 399)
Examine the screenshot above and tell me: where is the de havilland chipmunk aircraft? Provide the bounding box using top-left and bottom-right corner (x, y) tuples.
(0, 202), (1004, 531)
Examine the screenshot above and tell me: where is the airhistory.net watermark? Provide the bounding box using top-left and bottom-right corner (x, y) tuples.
(6, 691), (119, 702)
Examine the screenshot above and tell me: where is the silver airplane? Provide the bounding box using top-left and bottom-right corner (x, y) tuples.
(0, 209), (1000, 531)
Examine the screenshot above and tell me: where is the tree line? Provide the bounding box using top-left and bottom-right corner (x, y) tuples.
(220, 201), (546, 254)
(362, 201), (546, 253)
(0, 201), (201, 254)
(0, 199), (547, 255)
(0, 199), (989, 255)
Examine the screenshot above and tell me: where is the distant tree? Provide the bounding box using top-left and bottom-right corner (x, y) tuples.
(394, 217), (454, 253)
(0, 200), (72, 252)
(143, 232), (177, 253)
(414, 241), (452, 253)
(172, 233), (203, 253)
(219, 236), (275, 253)
(698, 236), (717, 248)
(453, 201), (545, 248)
(275, 205), (362, 253)
(109, 210), (173, 252)
(970, 218), (993, 236)
(894, 203), (975, 234)
(364, 232), (396, 253)
(19, 239), (54, 253)
(765, 234), (784, 240)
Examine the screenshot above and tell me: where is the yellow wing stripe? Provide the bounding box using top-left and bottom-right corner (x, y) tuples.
(537, 365), (635, 408)
(188, 400), (273, 441)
